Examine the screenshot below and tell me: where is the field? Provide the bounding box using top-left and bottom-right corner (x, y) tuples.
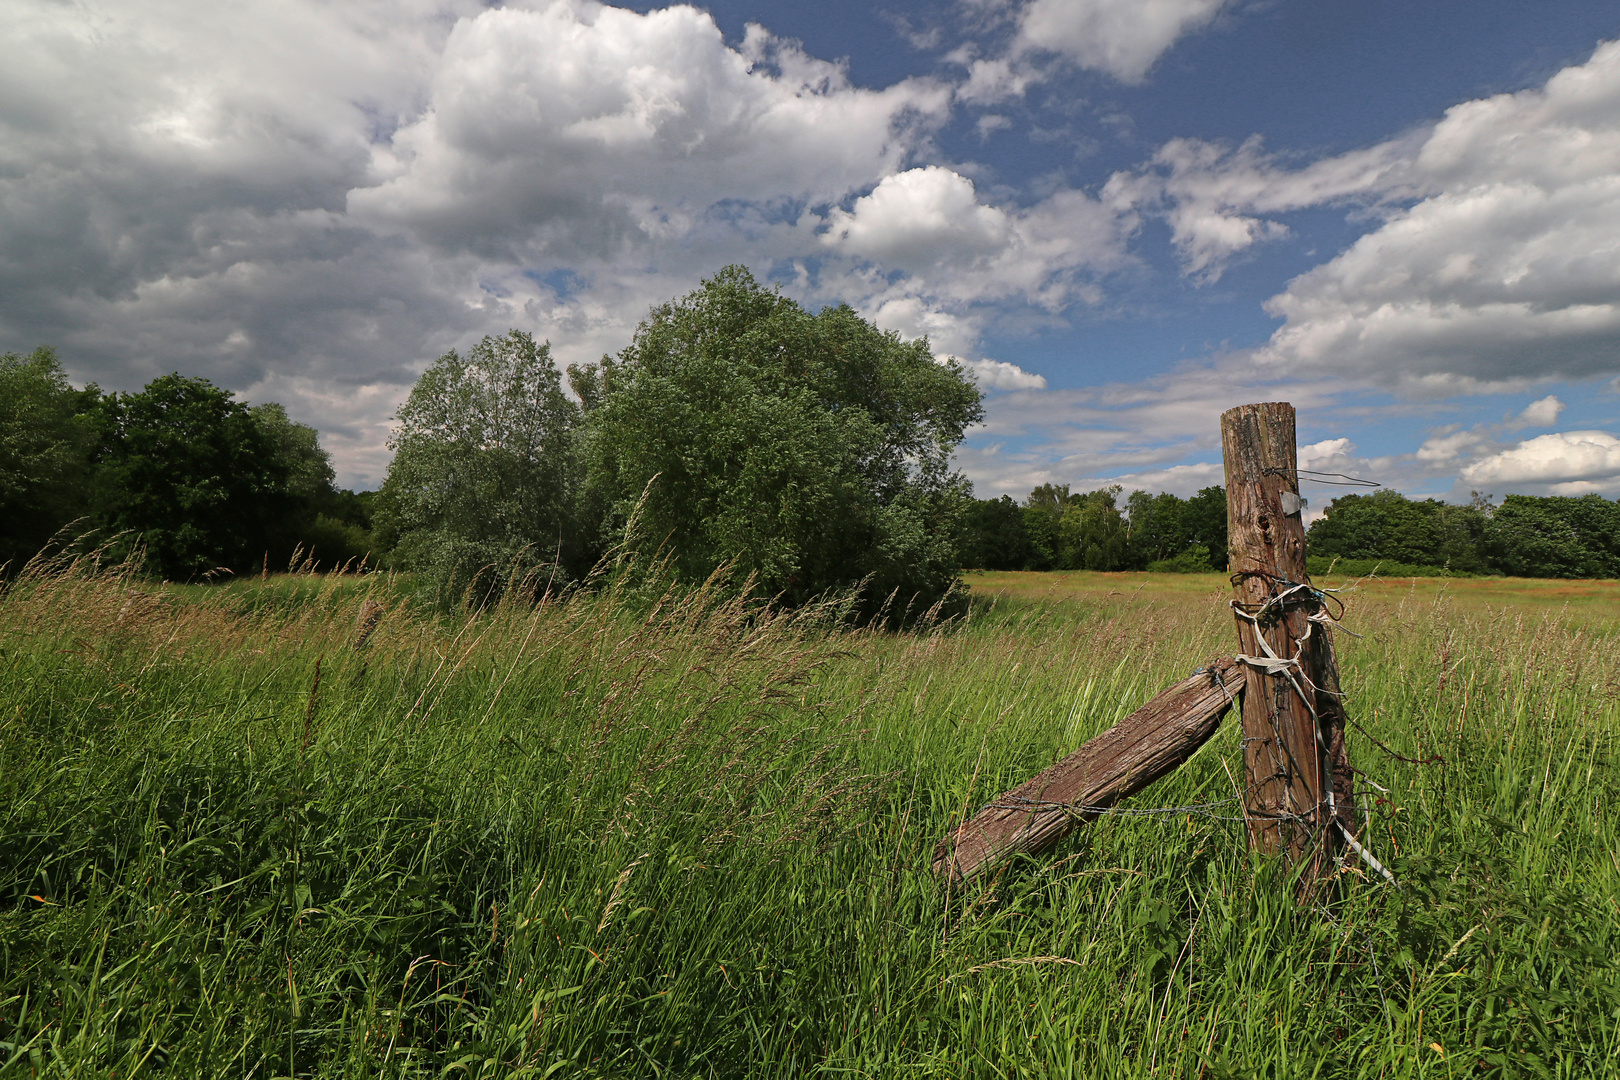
(3, 562), (1618, 1077)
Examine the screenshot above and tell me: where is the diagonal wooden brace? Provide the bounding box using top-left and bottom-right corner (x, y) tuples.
(932, 657), (1246, 883)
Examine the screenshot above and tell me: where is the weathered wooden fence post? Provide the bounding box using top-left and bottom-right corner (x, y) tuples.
(1221, 402), (1356, 881)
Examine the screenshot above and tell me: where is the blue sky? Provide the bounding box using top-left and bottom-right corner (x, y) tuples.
(5, 0), (1620, 503)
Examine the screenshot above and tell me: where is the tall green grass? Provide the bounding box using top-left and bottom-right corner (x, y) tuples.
(2, 560), (1617, 1077)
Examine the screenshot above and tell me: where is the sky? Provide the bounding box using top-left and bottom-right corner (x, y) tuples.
(6, 0), (1620, 506)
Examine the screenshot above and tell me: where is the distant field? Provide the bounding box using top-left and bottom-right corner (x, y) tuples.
(4, 561), (1618, 1076)
(966, 568), (1620, 628)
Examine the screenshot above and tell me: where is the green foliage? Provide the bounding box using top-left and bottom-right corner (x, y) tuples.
(960, 485), (1227, 573)
(1307, 489), (1489, 572)
(250, 402), (334, 505)
(1021, 503), (1061, 570)
(1119, 487), (1227, 572)
(1309, 489), (1620, 579)
(958, 495), (1034, 570)
(1182, 485), (1230, 570)
(248, 402), (382, 570)
(3, 565), (1617, 1075)
(1146, 543), (1215, 573)
(0, 347), (93, 570)
(1484, 493), (1620, 579)
(1020, 484), (1070, 570)
(380, 331), (582, 605)
(1018, 483), (1132, 572)
(1024, 481), (1073, 519)
(85, 374), (299, 579)
(1058, 485), (1127, 570)
(1122, 489), (1185, 566)
(580, 266), (983, 612)
(297, 489), (380, 570)
(1, 353), (368, 579)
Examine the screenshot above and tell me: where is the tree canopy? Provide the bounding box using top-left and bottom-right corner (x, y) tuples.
(379, 331), (582, 603)
(960, 483), (1226, 573)
(85, 375), (317, 578)
(1304, 489), (1487, 572)
(1482, 494), (1620, 578)
(0, 347), (93, 570)
(579, 266), (983, 611)
(1, 352), (371, 579)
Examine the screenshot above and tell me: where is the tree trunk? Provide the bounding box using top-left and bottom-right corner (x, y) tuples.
(1220, 402), (1355, 880)
(933, 657), (1245, 884)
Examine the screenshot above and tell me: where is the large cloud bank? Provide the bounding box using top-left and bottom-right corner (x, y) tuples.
(0, 0), (1135, 484)
(1113, 39), (1620, 394)
(6, 0), (1620, 498)
(1462, 431), (1620, 495)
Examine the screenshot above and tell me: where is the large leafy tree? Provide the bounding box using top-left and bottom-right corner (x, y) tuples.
(251, 402), (336, 505)
(579, 266), (983, 611)
(87, 374), (295, 579)
(1307, 490), (1488, 572)
(0, 347), (95, 570)
(1182, 485), (1229, 571)
(1123, 490), (1186, 567)
(958, 495), (1034, 571)
(1484, 494), (1620, 578)
(379, 331), (581, 603)
(247, 401), (376, 569)
(1058, 486), (1127, 570)
(1021, 483), (1073, 570)
(1120, 486), (1227, 571)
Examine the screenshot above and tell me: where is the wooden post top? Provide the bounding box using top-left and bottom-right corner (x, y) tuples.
(1221, 402), (1307, 586)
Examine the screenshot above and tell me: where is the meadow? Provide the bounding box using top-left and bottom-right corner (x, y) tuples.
(2, 560), (1618, 1077)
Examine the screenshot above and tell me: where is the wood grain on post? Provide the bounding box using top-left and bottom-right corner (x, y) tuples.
(932, 657), (1245, 883)
(1220, 402), (1354, 876)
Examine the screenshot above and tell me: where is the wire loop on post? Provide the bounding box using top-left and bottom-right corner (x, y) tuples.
(1229, 570), (1398, 887)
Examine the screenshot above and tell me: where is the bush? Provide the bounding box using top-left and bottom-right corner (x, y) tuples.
(1306, 555), (1475, 579)
(1146, 544), (1216, 573)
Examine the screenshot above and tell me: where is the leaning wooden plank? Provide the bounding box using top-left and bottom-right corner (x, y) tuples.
(932, 657), (1245, 883)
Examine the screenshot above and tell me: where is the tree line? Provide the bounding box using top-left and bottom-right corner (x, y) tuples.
(1304, 488), (1620, 579)
(1, 348), (373, 579)
(955, 482), (1620, 580)
(957, 484), (1230, 572)
(2, 268), (983, 615)
(9, 264), (1620, 596)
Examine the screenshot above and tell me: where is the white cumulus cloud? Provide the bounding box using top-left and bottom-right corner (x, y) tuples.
(957, 356), (1048, 391)
(822, 166), (1012, 268)
(1516, 394), (1565, 427)
(350, 5), (951, 259)
(1460, 430), (1620, 494)
(1257, 40), (1620, 390)
(818, 166), (1134, 327)
(1014, 0), (1229, 83)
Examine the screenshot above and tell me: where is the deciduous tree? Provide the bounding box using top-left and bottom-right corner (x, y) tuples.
(380, 331), (581, 603)
(87, 374), (292, 579)
(0, 347), (93, 570)
(579, 266), (982, 612)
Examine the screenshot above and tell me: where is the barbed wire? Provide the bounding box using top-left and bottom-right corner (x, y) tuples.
(951, 564), (1407, 887)
(1262, 466), (1382, 488)
(979, 794), (1249, 823)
